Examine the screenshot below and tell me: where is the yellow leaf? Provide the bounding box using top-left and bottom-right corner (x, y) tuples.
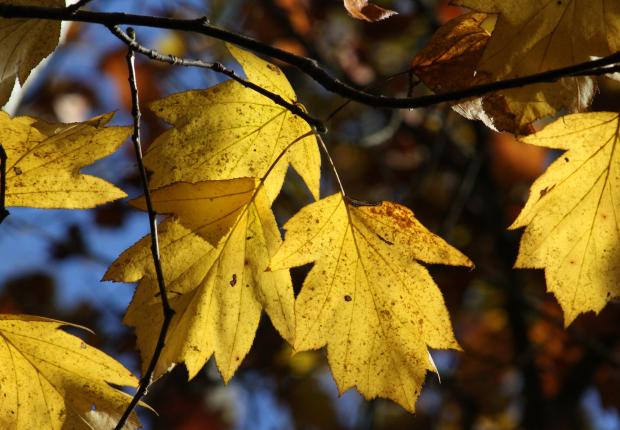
(510, 112), (620, 325)
(452, 0), (620, 132)
(269, 194), (472, 411)
(343, 0), (397, 21)
(131, 177), (256, 247)
(0, 0), (64, 106)
(145, 44), (320, 203)
(104, 182), (295, 382)
(0, 314), (140, 429)
(2, 112), (129, 209)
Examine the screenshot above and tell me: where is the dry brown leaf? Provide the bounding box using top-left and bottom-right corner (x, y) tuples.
(343, 0), (397, 21)
(412, 12), (491, 93)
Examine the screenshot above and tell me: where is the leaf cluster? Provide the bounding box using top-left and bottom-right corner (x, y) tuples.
(0, 0), (620, 428)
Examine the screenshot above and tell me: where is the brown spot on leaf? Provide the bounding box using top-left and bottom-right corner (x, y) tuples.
(367, 202), (416, 231)
(539, 185), (555, 199)
(266, 64), (281, 74)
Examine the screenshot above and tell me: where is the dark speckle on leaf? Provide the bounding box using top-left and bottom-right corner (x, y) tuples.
(376, 234), (393, 245)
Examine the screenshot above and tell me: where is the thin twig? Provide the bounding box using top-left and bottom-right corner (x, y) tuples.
(107, 25), (325, 131)
(1, 4), (620, 112)
(0, 145), (8, 224)
(114, 27), (174, 430)
(66, 0), (94, 14)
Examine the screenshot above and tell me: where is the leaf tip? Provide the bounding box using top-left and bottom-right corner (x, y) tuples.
(128, 195), (147, 211)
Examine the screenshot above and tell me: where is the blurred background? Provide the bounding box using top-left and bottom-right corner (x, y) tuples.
(3, 0), (620, 428)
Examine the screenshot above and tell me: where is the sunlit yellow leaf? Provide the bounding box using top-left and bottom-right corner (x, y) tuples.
(0, 314), (140, 429)
(452, 0), (620, 132)
(131, 177), (256, 247)
(105, 181), (294, 382)
(144, 44), (320, 203)
(511, 112), (620, 325)
(269, 194), (472, 411)
(0, 0), (64, 107)
(2, 111), (129, 209)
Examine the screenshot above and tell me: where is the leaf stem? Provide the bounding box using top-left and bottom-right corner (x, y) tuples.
(317, 134), (346, 198)
(260, 130), (317, 185)
(0, 144), (8, 224)
(114, 27), (175, 430)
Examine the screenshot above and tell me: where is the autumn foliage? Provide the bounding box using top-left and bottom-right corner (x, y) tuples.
(2, 0), (620, 429)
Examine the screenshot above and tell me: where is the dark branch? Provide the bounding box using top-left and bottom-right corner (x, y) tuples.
(1, 4), (620, 112)
(0, 145), (8, 224)
(107, 25), (325, 131)
(114, 27), (174, 430)
(66, 0), (94, 14)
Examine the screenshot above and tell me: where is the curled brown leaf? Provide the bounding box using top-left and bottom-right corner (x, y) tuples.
(343, 0), (397, 22)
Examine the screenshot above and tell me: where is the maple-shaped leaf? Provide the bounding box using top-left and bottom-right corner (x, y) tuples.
(449, 0), (620, 132)
(0, 0), (64, 107)
(510, 112), (620, 325)
(2, 111), (129, 209)
(105, 180), (294, 381)
(343, 0), (397, 21)
(0, 314), (140, 429)
(144, 44), (320, 203)
(269, 194), (472, 411)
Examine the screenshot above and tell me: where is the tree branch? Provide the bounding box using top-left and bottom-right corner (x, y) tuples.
(0, 145), (8, 224)
(114, 27), (174, 430)
(66, 0), (94, 14)
(1, 4), (620, 112)
(107, 25), (325, 131)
